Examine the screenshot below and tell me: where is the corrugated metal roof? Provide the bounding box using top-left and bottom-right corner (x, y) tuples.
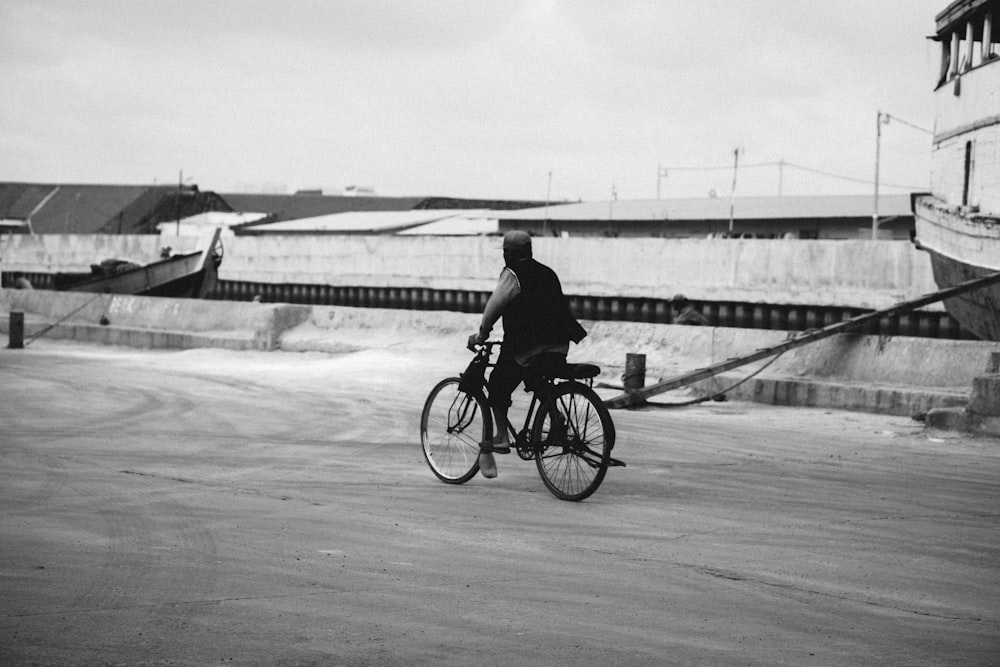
(0, 183), (59, 219)
(0, 183), (154, 233)
(491, 194), (914, 222)
(0, 182), (916, 235)
(221, 193), (426, 221)
(176, 211), (269, 226)
(235, 210), (490, 235)
(398, 215), (499, 236)
(156, 211), (270, 235)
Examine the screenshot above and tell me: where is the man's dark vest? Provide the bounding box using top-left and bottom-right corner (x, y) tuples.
(503, 258), (586, 354)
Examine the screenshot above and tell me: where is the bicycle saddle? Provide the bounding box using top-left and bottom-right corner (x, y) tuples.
(530, 353), (601, 380)
(559, 363), (601, 379)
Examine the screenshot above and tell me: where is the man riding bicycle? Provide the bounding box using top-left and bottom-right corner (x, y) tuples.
(468, 231), (587, 476)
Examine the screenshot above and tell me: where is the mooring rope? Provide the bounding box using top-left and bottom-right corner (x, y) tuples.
(645, 350), (787, 408)
(24, 292), (107, 346)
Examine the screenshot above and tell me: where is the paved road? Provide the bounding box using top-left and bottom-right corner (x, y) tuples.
(2, 341), (998, 666)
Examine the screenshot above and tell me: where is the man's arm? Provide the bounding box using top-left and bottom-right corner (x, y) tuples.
(470, 268), (520, 346)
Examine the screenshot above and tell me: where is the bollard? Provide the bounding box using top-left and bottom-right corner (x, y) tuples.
(8, 311), (24, 349)
(988, 351), (1000, 374)
(624, 353), (646, 391)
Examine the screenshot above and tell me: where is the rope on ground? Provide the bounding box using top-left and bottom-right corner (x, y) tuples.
(25, 293), (107, 346)
(645, 349), (787, 408)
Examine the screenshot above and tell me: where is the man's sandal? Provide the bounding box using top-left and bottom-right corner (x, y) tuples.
(479, 436), (511, 454)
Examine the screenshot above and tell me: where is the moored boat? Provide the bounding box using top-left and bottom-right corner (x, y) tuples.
(53, 229), (223, 299)
(912, 0), (1000, 341)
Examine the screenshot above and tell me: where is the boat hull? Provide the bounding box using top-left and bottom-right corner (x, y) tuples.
(54, 229), (223, 299)
(913, 195), (1000, 341)
(56, 251), (220, 298)
(924, 247), (1000, 340)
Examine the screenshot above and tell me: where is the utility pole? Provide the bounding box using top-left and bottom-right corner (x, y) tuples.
(657, 164), (668, 199)
(728, 147), (742, 233)
(176, 170), (183, 236)
(872, 111), (931, 240)
(872, 111), (884, 240)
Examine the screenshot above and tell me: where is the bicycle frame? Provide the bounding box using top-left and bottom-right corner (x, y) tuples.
(424, 340), (620, 500)
(469, 342), (580, 461)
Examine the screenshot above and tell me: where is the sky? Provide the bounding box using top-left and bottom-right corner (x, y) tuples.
(1, 0), (947, 202)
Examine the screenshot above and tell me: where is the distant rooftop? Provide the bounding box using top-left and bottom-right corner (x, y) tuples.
(221, 193), (543, 222)
(234, 209), (494, 236)
(494, 194), (914, 222)
(221, 193), (425, 222)
(0, 181), (916, 238)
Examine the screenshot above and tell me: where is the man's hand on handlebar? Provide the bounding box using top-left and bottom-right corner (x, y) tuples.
(467, 333), (485, 351)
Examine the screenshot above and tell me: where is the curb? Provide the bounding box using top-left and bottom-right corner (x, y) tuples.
(3, 315), (261, 351)
(925, 407), (1000, 437)
(691, 372), (968, 418)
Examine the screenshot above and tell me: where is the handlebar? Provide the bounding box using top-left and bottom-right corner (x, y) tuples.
(467, 339), (500, 354)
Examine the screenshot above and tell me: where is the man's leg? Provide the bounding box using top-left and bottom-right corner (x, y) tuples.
(485, 347), (523, 449)
(493, 406), (512, 446)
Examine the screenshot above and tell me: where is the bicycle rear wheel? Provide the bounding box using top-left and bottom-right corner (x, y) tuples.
(532, 381), (615, 501)
(421, 377), (492, 484)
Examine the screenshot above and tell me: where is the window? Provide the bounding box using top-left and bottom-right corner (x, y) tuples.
(963, 140), (974, 206)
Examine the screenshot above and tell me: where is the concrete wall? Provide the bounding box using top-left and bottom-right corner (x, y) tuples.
(278, 305), (990, 391)
(1, 233), (942, 310)
(3, 290), (984, 389)
(0, 289), (310, 351)
(279, 305), (994, 416)
(5, 290), (995, 415)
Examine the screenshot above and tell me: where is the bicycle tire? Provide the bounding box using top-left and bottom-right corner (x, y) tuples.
(421, 377), (492, 484)
(531, 381), (615, 501)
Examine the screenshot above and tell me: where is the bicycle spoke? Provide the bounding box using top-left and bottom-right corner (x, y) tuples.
(539, 448), (590, 494)
(421, 378), (490, 484)
(533, 382), (613, 501)
(448, 394), (477, 434)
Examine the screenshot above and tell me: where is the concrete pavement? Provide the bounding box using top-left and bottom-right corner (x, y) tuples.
(1, 341), (998, 665)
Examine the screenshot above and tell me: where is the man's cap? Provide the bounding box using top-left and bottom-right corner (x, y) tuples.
(671, 293), (687, 303)
(501, 230), (532, 251)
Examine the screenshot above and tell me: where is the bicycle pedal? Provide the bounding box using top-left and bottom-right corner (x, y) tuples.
(606, 457), (626, 467)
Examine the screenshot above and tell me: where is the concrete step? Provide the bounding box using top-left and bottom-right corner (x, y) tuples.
(926, 352), (1000, 437)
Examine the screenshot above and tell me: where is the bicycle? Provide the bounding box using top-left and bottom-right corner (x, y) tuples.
(420, 341), (624, 501)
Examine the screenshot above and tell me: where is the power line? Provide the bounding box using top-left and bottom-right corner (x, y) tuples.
(660, 159), (926, 191)
(783, 161), (926, 191)
(882, 113), (932, 134)
(662, 161), (778, 172)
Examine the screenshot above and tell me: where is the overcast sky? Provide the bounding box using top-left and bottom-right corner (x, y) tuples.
(1, 0), (947, 201)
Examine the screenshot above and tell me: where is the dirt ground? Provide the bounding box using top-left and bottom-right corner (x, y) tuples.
(1, 340), (998, 666)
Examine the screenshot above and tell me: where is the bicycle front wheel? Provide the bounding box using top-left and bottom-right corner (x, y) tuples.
(421, 377), (492, 484)
(532, 381), (615, 501)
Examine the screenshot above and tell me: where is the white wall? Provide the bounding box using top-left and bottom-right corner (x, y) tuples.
(1, 233), (941, 310)
(1, 234), (201, 272)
